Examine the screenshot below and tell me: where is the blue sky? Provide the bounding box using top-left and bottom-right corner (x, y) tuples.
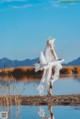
(0, 0), (80, 63)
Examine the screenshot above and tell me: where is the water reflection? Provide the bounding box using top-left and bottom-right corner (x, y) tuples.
(0, 105), (55, 119)
(72, 106), (80, 110)
(0, 105), (21, 119)
(0, 74), (80, 82)
(0, 105), (80, 119)
(38, 106), (55, 119)
(0, 75), (80, 119)
(0, 75), (41, 82)
(0, 75), (80, 96)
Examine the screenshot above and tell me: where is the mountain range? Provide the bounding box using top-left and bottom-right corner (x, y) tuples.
(0, 57), (80, 69)
(63, 57), (80, 66)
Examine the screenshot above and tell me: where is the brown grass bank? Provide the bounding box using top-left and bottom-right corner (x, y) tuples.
(0, 66), (80, 79)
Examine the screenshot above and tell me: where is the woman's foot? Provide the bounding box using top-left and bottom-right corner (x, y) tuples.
(47, 90), (52, 96)
(47, 81), (52, 96)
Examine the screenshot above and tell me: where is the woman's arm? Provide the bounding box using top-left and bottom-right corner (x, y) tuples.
(50, 49), (57, 60)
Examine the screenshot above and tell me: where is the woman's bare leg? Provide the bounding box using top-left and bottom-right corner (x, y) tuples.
(47, 67), (53, 96)
(48, 81), (52, 96)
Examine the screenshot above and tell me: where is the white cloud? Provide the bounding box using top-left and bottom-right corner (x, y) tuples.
(0, 0), (26, 3)
(51, 3), (59, 8)
(60, 0), (80, 4)
(49, 0), (80, 8)
(0, 0), (33, 10)
(50, 0), (80, 5)
(49, 0), (60, 7)
(12, 4), (33, 9)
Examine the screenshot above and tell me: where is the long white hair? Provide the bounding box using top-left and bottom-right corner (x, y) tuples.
(44, 38), (58, 63)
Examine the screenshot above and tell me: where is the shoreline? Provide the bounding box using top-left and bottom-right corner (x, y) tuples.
(0, 66), (80, 80)
(0, 94), (80, 106)
(0, 66), (80, 76)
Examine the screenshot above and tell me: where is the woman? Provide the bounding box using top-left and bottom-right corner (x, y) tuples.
(34, 38), (64, 95)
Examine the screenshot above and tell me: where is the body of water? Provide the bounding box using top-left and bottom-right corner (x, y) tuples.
(0, 76), (80, 95)
(0, 105), (80, 119)
(0, 76), (80, 119)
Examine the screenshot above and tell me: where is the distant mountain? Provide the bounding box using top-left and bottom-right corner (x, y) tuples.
(0, 57), (39, 69)
(0, 57), (80, 69)
(63, 57), (80, 66)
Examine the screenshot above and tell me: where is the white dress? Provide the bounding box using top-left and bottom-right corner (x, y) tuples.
(44, 46), (58, 63)
(34, 40), (64, 95)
